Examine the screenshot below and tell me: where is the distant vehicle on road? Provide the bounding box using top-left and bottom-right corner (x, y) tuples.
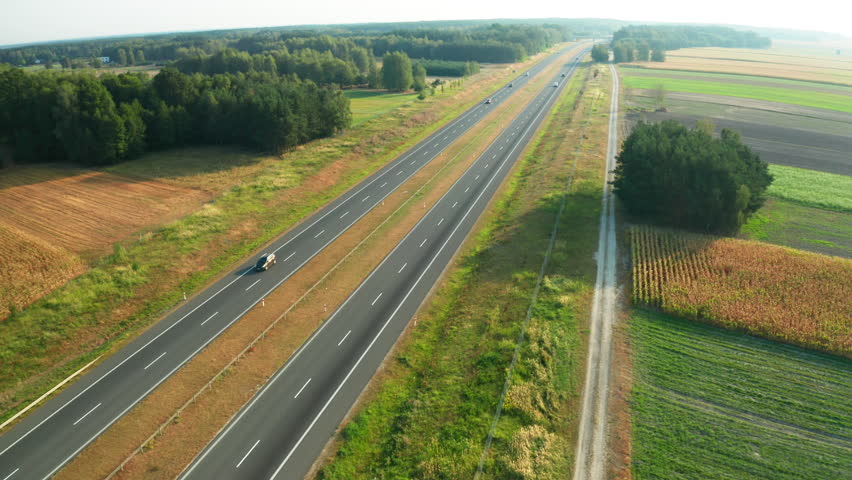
(485, 98), (493, 104)
(561, 73), (566, 77)
(525, 72), (530, 76)
(553, 82), (559, 87)
(508, 82), (513, 87)
(255, 253), (277, 271)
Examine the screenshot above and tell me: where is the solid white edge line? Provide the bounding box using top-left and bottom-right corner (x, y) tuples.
(235, 440), (260, 468)
(371, 292), (383, 306)
(337, 330), (351, 347)
(72, 403), (101, 426)
(293, 379), (312, 399)
(143, 352), (167, 371)
(245, 279), (261, 292)
(200, 312), (219, 326)
(175, 45), (578, 480)
(2, 468), (19, 480)
(270, 49), (581, 478)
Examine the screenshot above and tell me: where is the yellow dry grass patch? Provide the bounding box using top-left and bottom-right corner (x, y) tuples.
(0, 224), (86, 318)
(625, 46), (852, 85)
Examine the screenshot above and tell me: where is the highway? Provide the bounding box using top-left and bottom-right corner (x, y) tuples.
(0, 45), (580, 480)
(179, 47), (589, 480)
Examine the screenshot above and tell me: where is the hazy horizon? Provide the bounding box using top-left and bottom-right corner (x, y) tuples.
(2, 0), (849, 47)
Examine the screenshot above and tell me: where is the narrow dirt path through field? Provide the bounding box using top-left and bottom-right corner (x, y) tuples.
(573, 62), (619, 480)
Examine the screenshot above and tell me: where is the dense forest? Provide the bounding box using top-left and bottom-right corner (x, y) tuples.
(613, 120), (772, 234)
(0, 65), (351, 166)
(1, 22), (570, 167)
(592, 25), (771, 63)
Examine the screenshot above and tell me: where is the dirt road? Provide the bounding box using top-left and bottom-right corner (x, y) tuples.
(572, 62), (619, 480)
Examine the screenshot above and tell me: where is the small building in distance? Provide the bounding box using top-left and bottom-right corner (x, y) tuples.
(96, 56), (110, 63)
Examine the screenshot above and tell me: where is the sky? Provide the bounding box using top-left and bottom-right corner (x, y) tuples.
(2, 0), (849, 46)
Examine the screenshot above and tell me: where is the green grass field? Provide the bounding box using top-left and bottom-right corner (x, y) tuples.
(741, 199), (852, 258)
(344, 89), (418, 126)
(766, 164), (852, 213)
(630, 308), (852, 480)
(621, 75), (852, 113)
(619, 66), (852, 94)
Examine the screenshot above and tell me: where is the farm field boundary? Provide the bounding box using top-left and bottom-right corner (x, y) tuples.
(630, 308), (852, 480)
(620, 75), (852, 113)
(630, 225), (852, 357)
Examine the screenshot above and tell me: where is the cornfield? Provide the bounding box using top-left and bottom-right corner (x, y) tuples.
(630, 225), (852, 357)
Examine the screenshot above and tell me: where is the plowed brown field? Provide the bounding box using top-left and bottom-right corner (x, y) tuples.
(0, 165), (211, 317)
(0, 166), (211, 254)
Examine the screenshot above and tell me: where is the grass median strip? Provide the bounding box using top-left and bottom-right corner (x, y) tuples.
(316, 63), (614, 479)
(54, 45), (587, 480)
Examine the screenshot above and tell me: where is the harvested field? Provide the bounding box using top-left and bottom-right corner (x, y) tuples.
(0, 224), (86, 319)
(0, 165), (211, 255)
(630, 308), (852, 480)
(623, 46), (852, 85)
(630, 225), (852, 357)
(624, 94), (852, 176)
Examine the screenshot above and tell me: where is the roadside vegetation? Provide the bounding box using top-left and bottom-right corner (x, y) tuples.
(620, 74), (852, 112)
(630, 225), (851, 356)
(630, 308), (852, 480)
(0, 49), (539, 425)
(344, 89), (417, 126)
(318, 63), (613, 479)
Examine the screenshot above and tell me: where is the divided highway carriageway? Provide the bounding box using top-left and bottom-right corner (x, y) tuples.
(179, 46), (590, 480)
(0, 44), (586, 480)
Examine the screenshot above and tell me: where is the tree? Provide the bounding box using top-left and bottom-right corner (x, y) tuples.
(381, 51), (413, 92)
(117, 48), (128, 65)
(412, 62), (426, 92)
(591, 44), (609, 62)
(636, 42), (650, 62)
(651, 49), (666, 62)
(612, 120), (772, 234)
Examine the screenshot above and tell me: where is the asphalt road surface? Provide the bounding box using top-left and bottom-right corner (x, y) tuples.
(0, 45), (581, 480)
(179, 47), (590, 480)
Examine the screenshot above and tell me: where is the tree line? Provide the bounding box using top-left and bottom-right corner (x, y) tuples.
(613, 120), (772, 234)
(591, 25), (771, 64)
(0, 64), (350, 166)
(413, 59), (480, 77)
(1, 24), (569, 68)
